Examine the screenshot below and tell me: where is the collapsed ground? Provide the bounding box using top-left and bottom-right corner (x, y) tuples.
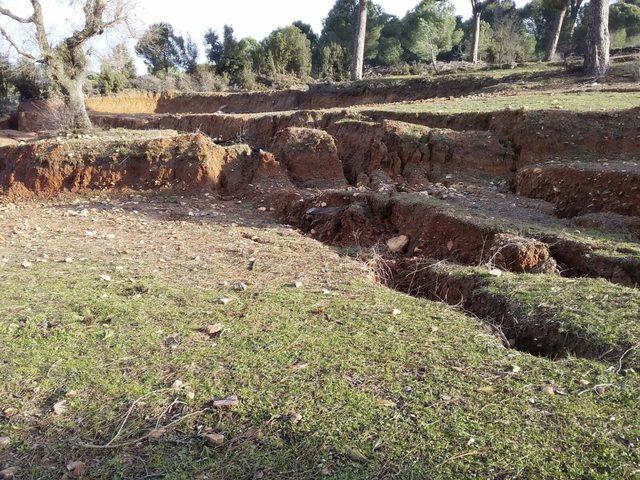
(1, 63), (639, 478)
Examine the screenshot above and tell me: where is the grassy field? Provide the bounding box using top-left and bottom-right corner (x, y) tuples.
(0, 194), (639, 479)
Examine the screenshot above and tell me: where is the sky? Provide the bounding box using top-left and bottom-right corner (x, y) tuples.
(0, 0), (527, 71)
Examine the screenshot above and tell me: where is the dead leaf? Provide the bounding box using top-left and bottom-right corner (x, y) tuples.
(202, 324), (223, 337)
(2, 407), (18, 418)
(66, 461), (86, 477)
(542, 385), (556, 396)
(289, 412), (303, 424)
(147, 428), (166, 441)
(377, 399), (397, 408)
(475, 386), (494, 394)
(99, 274), (112, 282)
(202, 432), (225, 447)
(0, 467), (17, 479)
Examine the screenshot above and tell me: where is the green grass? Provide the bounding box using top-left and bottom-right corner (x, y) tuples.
(1, 262), (639, 478)
(359, 91), (640, 116)
(452, 266), (640, 367)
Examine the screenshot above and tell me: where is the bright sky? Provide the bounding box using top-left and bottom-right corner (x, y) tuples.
(0, 0), (528, 70)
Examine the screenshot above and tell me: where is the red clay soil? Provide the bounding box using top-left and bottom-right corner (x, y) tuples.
(328, 119), (515, 186)
(270, 127), (347, 188)
(277, 189), (558, 274)
(365, 108), (640, 166)
(517, 160), (640, 217)
(84, 72), (544, 115)
(0, 132), (259, 199)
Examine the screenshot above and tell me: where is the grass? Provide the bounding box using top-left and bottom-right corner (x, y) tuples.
(1, 257), (639, 478)
(446, 266), (640, 367)
(359, 90), (640, 116)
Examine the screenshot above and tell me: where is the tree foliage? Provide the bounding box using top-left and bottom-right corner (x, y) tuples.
(136, 23), (195, 74)
(256, 25), (313, 78)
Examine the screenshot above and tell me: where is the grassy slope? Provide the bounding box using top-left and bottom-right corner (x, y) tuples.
(1, 261), (638, 479)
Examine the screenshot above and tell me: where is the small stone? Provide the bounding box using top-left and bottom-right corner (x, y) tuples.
(294, 281), (303, 288)
(0, 436), (9, 448)
(488, 268), (503, 277)
(21, 260), (32, 269)
(386, 235), (409, 253)
(202, 432), (225, 447)
(171, 379), (185, 390)
(392, 309), (401, 316)
(290, 412), (303, 424)
(100, 274), (112, 282)
(234, 282), (248, 291)
(213, 396), (239, 408)
(219, 297), (232, 305)
(53, 400), (67, 415)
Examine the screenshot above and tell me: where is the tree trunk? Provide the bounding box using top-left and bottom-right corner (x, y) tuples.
(65, 80), (92, 131)
(351, 0), (368, 81)
(470, 10), (482, 63)
(584, 0), (610, 77)
(545, 7), (567, 61)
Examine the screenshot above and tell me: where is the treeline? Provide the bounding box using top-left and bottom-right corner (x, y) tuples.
(1, 0), (639, 102)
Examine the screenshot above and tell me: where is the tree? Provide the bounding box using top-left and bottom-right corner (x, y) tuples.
(217, 26), (257, 88)
(182, 36), (199, 74)
(351, 0), (368, 80)
(204, 29), (224, 64)
(470, 0), (496, 63)
(136, 23), (187, 75)
(257, 25), (312, 78)
(319, 42), (349, 80)
(0, 0), (131, 130)
(584, 0), (610, 76)
(400, 0), (463, 70)
(320, 0), (387, 67)
(609, 0), (640, 48)
(544, 0), (570, 60)
(292, 21), (319, 50)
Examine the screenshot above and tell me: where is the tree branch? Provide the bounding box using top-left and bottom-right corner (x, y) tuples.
(0, 5), (34, 23)
(29, 0), (51, 54)
(0, 26), (36, 59)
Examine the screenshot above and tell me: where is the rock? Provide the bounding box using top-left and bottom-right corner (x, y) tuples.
(386, 235), (409, 253)
(202, 432), (225, 447)
(219, 297), (232, 305)
(21, 260), (32, 269)
(53, 400), (67, 415)
(0, 436), (9, 448)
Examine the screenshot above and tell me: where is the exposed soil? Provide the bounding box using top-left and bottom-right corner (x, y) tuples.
(517, 159), (640, 217)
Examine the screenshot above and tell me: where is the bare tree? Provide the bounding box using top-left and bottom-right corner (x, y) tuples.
(351, 0), (368, 81)
(583, 0), (610, 77)
(545, 0), (569, 61)
(0, 0), (132, 130)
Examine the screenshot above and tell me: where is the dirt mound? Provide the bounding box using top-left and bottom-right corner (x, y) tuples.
(271, 127), (347, 188)
(517, 160), (640, 217)
(0, 131), (259, 198)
